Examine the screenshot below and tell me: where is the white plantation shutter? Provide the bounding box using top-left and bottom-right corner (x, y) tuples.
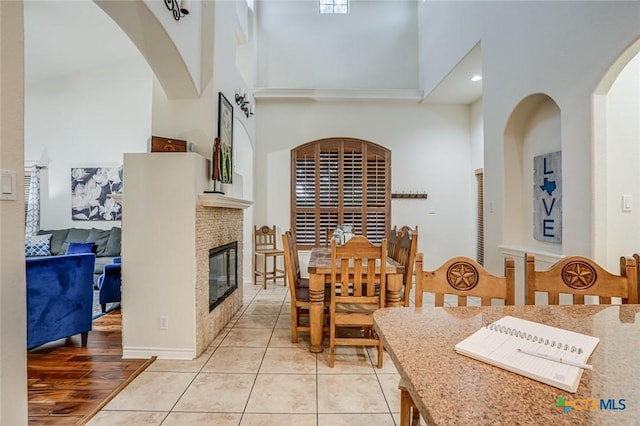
(24, 169), (31, 219)
(292, 138), (390, 249)
(366, 152), (387, 242)
(294, 150), (317, 245)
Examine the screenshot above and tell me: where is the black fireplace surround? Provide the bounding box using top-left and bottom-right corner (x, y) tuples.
(209, 241), (238, 311)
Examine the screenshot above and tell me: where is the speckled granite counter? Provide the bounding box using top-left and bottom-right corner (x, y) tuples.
(373, 305), (640, 425)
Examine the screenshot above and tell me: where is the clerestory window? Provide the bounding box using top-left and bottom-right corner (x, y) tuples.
(291, 138), (390, 249)
(320, 0), (349, 14)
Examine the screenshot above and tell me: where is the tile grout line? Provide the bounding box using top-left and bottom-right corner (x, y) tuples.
(238, 279), (288, 423)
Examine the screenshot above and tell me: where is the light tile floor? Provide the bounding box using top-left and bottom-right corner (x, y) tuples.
(87, 281), (420, 426)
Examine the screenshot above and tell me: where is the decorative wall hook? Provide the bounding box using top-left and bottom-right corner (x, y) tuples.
(165, 0), (189, 21)
(235, 89), (254, 118)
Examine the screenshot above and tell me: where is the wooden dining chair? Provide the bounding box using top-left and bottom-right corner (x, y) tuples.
(394, 226), (418, 307)
(287, 229), (309, 288)
(253, 225), (286, 289)
(402, 253), (515, 426)
(323, 227), (335, 247)
(329, 236), (387, 368)
(414, 253), (515, 307)
(386, 226), (400, 261)
(525, 254), (639, 305)
(282, 230), (328, 343)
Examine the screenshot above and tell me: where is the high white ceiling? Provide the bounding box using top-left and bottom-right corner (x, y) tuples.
(24, 1), (482, 105)
(24, 0), (140, 84)
(423, 43), (483, 104)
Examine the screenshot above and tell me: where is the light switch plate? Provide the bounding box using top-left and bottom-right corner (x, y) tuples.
(622, 195), (632, 212)
(0, 169), (16, 201)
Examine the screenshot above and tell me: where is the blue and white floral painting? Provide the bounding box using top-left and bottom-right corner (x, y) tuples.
(71, 167), (122, 221)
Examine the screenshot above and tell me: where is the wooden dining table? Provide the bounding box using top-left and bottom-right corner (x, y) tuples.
(374, 304), (640, 425)
(306, 246), (404, 353)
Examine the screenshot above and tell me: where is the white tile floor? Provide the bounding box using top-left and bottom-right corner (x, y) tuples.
(87, 281), (407, 426)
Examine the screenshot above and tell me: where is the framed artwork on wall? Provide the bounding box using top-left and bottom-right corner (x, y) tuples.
(71, 167), (122, 221)
(216, 92), (233, 184)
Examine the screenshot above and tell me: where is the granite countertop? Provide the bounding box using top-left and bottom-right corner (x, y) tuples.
(373, 305), (640, 425)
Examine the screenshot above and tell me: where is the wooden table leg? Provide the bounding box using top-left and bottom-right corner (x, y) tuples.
(386, 273), (403, 307)
(308, 273), (325, 353)
(400, 388), (412, 426)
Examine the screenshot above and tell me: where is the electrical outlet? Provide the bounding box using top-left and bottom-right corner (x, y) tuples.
(159, 316), (169, 330)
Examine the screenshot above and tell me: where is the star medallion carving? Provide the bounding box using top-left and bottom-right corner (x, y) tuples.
(561, 261), (597, 290)
(447, 262), (479, 291)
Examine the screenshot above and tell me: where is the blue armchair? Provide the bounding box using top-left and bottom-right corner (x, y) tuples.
(98, 257), (121, 312)
(26, 253), (95, 349)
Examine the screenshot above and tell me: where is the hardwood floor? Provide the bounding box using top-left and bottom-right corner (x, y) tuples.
(27, 309), (154, 425)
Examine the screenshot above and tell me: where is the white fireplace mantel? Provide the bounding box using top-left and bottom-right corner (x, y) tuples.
(198, 193), (253, 210)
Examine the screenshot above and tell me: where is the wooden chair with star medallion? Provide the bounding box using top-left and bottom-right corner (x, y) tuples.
(403, 253), (515, 426)
(525, 254), (638, 305)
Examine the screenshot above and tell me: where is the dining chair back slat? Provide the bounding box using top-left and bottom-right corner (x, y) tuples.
(386, 226), (399, 261)
(393, 226), (418, 307)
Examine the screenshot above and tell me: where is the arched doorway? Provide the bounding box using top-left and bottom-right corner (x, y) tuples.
(231, 118), (255, 282)
(502, 94), (562, 304)
(504, 94), (562, 252)
(593, 38), (640, 269)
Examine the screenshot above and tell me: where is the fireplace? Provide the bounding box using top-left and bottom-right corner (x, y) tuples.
(209, 241), (238, 312)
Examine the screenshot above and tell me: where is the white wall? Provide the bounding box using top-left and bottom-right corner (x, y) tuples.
(0, 2), (28, 423)
(151, 78), (215, 159)
(257, 0), (418, 90)
(143, 0), (203, 95)
(605, 52), (640, 268)
(418, 1), (640, 272)
(255, 100), (473, 269)
(521, 98), (562, 251)
(25, 57), (153, 229)
(151, 0), (257, 280)
(122, 153), (208, 359)
(470, 99), (483, 172)
(469, 99), (483, 259)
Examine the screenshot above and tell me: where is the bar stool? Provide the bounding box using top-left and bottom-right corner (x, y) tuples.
(253, 225), (286, 289)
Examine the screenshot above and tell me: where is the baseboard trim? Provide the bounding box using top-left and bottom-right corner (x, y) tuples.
(122, 346), (196, 360)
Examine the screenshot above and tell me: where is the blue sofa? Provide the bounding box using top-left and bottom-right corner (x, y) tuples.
(26, 253), (96, 349)
(35, 227), (121, 287)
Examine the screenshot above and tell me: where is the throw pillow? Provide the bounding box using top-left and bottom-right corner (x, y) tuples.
(87, 228), (111, 256)
(65, 241), (95, 255)
(104, 227), (121, 257)
(25, 234), (52, 257)
(38, 229), (69, 255)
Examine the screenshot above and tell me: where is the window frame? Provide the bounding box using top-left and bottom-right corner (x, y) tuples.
(319, 0), (349, 14)
(290, 137), (391, 250)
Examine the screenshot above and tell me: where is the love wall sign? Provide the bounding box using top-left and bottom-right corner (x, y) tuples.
(533, 151), (562, 242)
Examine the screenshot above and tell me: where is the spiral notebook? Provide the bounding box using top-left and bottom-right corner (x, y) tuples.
(454, 316), (600, 393)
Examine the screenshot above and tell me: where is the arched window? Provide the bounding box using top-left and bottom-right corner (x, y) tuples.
(291, 137), (391, 249)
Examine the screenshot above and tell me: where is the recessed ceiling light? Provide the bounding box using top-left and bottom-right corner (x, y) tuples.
(471, 75), (482, 82)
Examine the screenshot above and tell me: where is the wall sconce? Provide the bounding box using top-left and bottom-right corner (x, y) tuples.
(165, 0), (189, 21)
(235, 89), (254, 118)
